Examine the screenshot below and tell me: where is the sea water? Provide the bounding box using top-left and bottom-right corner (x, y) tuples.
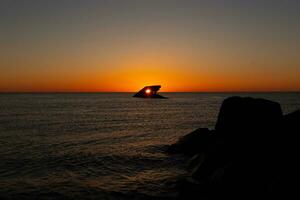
(0, 93), (299, 199)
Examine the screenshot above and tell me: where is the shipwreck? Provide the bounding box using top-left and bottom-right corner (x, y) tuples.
(133, 85), (167, 98)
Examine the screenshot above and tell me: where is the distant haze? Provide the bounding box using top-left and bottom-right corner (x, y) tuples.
(0, 0), (299, 92)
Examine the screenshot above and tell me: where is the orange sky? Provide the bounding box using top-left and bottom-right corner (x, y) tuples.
(1, 1), (299, 92)
(1, 62), (299, 92)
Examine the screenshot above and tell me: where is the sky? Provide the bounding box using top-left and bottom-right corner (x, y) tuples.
(0, 0), (299, 92)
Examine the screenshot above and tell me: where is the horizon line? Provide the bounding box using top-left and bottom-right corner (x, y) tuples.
(1, 91), (300, 94)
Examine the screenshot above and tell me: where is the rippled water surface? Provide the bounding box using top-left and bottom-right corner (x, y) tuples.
(1, 93), (300, 199)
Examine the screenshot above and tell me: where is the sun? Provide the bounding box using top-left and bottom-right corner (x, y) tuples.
(145, 89), (151, 94)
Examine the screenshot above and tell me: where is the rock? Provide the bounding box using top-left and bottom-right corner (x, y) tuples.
(276, 109), (300, 153)
(187, 153), (206, 173)
(282, 109), (300, 152)
(176, 176), (208, 200)
(166, 128), (213, 155)
(283, 109), (300, 131)
(215, 96), (283, 149)
(168, 97), (300, 199)
(215, 96), (283, 133)
(279, 109), (300, 186)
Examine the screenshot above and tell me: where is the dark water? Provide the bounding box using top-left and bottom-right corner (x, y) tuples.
(0, 93), (300, 199)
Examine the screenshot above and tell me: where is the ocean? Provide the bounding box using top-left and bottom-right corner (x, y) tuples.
(0, 93), (300, 199)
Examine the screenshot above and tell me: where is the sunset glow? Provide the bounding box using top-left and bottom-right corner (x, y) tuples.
(0, 1), (299, 92)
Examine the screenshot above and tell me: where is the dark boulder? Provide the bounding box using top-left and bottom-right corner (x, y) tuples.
(283, 109), (300, 131)
(166, 128), (213, 155)
(215, 96), (283, 148)
(215, 96), (283, 133)
(278, 109), (300, 187)
(278, 109), (300, 153)
(172, 96), (300, 199)
(281, 109), (300, 153)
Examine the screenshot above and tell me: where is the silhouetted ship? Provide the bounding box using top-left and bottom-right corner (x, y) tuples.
(133, 85), (167, 98)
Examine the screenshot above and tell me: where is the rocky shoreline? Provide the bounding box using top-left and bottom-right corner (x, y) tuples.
(166, 96), (300, 199)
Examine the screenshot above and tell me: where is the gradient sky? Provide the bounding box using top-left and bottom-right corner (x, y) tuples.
(1, 0), (299, 92)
